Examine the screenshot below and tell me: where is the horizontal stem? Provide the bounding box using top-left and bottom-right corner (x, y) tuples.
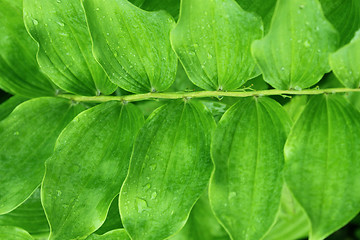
(58, 88), (360, 103)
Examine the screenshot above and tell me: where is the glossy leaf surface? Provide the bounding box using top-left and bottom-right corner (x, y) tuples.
(120, 100), (216, 240)
(0, 96), (28, 121)
(0, 188), (49, 238)
(171, 0), (263, 91)
(0, 97), (84, 214)
(23, 0), (116, 96)
(320, 0), (360, 46)
(330, 30), (360, 88)
(87, 229), (130, 240)
(0, 226), (33, 240)
(170, 192), (229, 240)
(209, 97), (291, 240)
(42, 102), (143, 240)
(285, 95), (360, 240)
(83, 0), (177, 93)
(0, 0), (55, 97)
(252, 0), (338, 90)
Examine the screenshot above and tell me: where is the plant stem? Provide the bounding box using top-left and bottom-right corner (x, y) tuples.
(58, 88), (360, 103)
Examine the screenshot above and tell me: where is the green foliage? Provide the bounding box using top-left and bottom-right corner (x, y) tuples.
(0, 0), (56, 97)
(42, 102), (143, 239)
(83, 0), (177, 93)
(171, 0), (263, 90)
(209, 97), (291, 240)
(0, 0), (360, 240)
(23, 0), (116, 95)
(284, 95), (360, 240)
(251, 0), (339, 90)
(120, 100), (215, 240)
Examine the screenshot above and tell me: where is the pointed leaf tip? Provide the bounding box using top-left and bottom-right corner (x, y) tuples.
(209, 97), (292, 240)
(83, 0), (178, 93)
(251, 0), (339, 90)
(42, 102), (143, 240)
(120, 100), (216, 240)
(171, 0), (263, 91)
(285, 95), (360, 240)
(23, 0), (116, 96)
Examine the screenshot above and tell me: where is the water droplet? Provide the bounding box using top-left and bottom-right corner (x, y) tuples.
(229, 192), (237, 199)
(150, 164), (157, 171)
(56, 0), (61, 3)
(304, 40), (310, 47)
(151, 192), (157, 199)
(188, 51), (195, 56)
(315, 26), (320, 31)
(129, 65), (134, 69)
(135, 198), (148, 213)
(144, 183), (151, 189)
(171, 210), (174, 215)
(280, 67), (285, 71)
(207, 53), (213, 59)
(299, 4), (305, 9)
(294, 86), (302, 91)
(106, 32), (110, 36)
(57, 190), (62, 196)
(114, 51), (118, 57)
(32, 19), (39, 25)
(57, 21), (65, 27)
(96, 8), (100, 11)
(13, 131), (20, 136)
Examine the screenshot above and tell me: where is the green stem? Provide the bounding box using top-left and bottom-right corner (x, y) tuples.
(58, 88), (360, 103)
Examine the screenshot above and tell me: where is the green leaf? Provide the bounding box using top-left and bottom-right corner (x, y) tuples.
(235, 0), (276, 33)
(0, 96), (28, 121)
(320, 0), (360, 46)
(95, 196), (122, 235)
(329, 29), (360, 88)
(251, 0), (339, 90)
(120, 100), (216, 240)
(23, 0), (116, 96)
(82, 0), (177, 93)
(209, 97), (292, 240)
(263, 186), (310, 240)
(87, 229), (130, 240)
(0, 0), (56, 97)
(0, 97), (84, 214)
(0, 226), (33, 240)
(170, 192), (229, 240)
(42, 102), (144, 240)
(284, 95), (360, 240)
(170, 0), (263, 91)
(0, 188), (49, 238)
